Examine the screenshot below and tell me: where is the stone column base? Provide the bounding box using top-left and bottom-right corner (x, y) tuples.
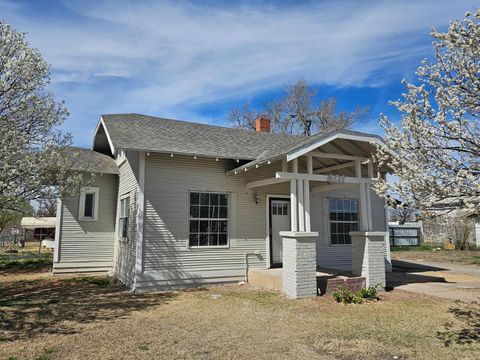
(280, 231), (318, 299)
(350, 231), (387, 289)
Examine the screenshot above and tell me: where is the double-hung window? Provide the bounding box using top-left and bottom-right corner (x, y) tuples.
(119, 197), (130, 240)
(79, 187), (99, 221)
(189, 192), (228, 247)
(329, 198), (359, 245)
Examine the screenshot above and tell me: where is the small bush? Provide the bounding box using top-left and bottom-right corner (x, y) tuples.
(332, 285), (379, 304)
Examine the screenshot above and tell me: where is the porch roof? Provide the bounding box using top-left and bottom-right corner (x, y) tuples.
(227, 129), (387, 175)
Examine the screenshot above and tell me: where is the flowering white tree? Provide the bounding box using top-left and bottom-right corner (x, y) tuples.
(373, 10), (480, 214)
(0, 21), (81, 213)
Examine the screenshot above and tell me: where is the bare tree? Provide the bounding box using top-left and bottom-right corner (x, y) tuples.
(390, 205), (417, 224)
(35, 197), (57, 217)
(229, 79), (368, 135)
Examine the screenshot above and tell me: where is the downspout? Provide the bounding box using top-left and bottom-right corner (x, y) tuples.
(244, 252), (260, 284)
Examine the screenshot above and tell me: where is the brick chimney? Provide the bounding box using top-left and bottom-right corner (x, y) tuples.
(255, 116), (270, 132)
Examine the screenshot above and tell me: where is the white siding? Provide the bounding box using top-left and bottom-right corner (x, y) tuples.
(136, 154), (287, 291)
(54, 174), (118, 273)
(112, 151), (140, 287)
(311, 186), (386, 271)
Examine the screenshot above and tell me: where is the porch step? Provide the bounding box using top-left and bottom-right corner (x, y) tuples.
(317, 276), (366, 295)
(248, 268), (366, 296)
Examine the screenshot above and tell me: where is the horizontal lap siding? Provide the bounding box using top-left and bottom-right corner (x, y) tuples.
(113, 151), (139, 287)
(312, 187), (386, 271)
(139, 155), (285, 290)
(54, 174), (118, 271)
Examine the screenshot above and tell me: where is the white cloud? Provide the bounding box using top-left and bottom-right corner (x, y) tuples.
(0, 0), (475, 145)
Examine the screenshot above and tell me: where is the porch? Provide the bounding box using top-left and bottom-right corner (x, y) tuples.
(228, 130), (391, 298)
(248, 268), (366, 295)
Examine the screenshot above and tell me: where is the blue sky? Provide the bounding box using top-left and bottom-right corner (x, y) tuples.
(0, 0), (476, 147)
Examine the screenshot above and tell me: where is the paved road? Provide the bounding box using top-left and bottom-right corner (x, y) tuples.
(388, 259), (480, 303)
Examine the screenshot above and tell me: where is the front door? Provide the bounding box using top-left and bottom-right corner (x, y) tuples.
(270, 199), (291, 267)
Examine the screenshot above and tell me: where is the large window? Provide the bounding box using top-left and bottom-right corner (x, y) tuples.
(119, 196), (130, 240)
(78, 187), (99, 221)
(189, 192), (228, 247)
(329, 198), (359, 245)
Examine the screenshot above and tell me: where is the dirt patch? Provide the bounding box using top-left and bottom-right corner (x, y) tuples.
(420, 271), (480, 283)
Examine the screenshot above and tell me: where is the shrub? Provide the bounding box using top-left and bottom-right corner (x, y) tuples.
(332, 285), (379, 304)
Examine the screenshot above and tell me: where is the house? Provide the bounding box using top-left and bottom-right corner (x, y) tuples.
(53, 114), (391, 297)
(422, 197), (480, 248)
(20, 217), (56, 248)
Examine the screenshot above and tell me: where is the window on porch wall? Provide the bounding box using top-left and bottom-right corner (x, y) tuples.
(329, 198), (359, 245)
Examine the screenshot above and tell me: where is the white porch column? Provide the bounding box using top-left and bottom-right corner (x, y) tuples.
(356, 160), (368, 231)
(304, 180), (311, 232)
(298, 179), (305, 232)
(290, 180), (298, 232)
(290, 158), (299, 232)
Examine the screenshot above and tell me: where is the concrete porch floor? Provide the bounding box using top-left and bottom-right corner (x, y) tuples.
(248, 268), (366, 295)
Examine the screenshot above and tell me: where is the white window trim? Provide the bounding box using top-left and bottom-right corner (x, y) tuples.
(79, 187), (100, 222)
(118, 194), (130, 242)
(187, 191), (230, 249)
(328, 197), (359, 247)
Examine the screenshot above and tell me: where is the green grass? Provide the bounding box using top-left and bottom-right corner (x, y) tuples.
(0, 249), (52, 270)
(472, 255), (480, 264)
(391, 244), (435, 252)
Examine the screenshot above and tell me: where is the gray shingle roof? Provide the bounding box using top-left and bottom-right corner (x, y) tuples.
(98, 113), (386, 174)
(101, 113), (307, 160)
(64, 146), (119, 174)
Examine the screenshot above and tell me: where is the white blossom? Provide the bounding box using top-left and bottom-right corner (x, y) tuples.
(373, 10), (480, 215)
(0, 21), (82, 213)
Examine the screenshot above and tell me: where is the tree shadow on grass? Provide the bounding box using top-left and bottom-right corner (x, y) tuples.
(437, 301), (480, 346)
(0, 276), (176, 341)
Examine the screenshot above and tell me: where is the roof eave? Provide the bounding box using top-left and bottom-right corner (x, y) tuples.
(92, 116), (117, 156)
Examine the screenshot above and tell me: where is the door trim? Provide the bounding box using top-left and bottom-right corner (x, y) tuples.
(266, 195), (290, 268)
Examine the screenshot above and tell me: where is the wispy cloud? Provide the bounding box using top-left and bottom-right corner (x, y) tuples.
(0, 0), (475, 145)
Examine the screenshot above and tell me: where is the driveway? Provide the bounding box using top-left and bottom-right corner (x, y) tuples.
(388, 259), (480, 303)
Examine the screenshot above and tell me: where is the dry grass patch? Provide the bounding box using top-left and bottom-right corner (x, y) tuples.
(392, 249), (480, 266)
(1, 275), (480, 359)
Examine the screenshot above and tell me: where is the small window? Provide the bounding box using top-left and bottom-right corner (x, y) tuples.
(329, 198), (359, 245)
(271, 200), (289, 216)
(189, 192), (228, 247)
(119, 197), (130, 240)
(79, 187), (99, 221)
